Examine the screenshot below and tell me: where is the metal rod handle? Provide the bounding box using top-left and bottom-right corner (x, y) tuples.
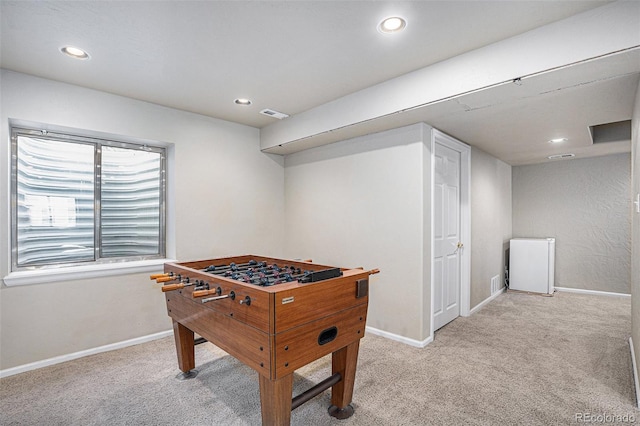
(201, 294), (230, 303)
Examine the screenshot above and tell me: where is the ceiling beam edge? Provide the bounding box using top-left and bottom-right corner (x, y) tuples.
(260, 1), (640, 154)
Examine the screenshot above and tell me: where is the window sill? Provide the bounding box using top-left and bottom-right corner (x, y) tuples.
(2, 258), (176, 287)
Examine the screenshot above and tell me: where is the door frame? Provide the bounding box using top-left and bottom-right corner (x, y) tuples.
(430, 129), (471, 339)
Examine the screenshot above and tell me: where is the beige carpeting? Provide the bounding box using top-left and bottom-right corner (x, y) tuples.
(1, 291), (637, 425)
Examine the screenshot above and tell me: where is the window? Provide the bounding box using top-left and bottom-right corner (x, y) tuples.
(10, 126), (166, 272)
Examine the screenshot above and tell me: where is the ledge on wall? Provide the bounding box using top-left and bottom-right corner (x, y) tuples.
(3, 258), (176, 287)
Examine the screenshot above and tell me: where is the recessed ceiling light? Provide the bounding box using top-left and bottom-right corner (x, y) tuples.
(548, 138), (568, 144)
(60, 46), (89, 60)
(234, 98), (252, 106)
(378, 16), (407, 34)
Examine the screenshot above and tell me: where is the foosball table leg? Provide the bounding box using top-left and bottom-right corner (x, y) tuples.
(328, 340), (360, 419)
(259, 373), (293, 426)
(172, 321), (197, 379)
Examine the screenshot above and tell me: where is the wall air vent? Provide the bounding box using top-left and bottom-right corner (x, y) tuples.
(260, 109), (289, 120)
(547, 153), (575, 160)
(589, 120), (631, 144)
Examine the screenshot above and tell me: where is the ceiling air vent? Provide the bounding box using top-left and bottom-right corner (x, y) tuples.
(260, 109), (289, 120)
(547, 153), (575, 160)
(589, 120), (631, 144)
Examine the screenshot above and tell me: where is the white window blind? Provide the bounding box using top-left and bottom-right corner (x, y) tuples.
(11, 127), (166, 271)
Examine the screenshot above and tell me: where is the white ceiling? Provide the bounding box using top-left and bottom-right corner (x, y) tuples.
(1, 0), (638, 165)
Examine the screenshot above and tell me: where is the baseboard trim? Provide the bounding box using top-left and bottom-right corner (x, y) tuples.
(555, 287), (631, 298)
(0, 330), (173, 379)
(366, 326), (433, 348)
(630, 337), (640, 408)
(469, 287), (506, 316)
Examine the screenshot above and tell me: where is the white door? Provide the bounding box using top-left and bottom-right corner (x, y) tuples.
(433, 142), (461, 330)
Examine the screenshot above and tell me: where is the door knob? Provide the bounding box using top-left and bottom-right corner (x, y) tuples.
(448, 242), (464, 255)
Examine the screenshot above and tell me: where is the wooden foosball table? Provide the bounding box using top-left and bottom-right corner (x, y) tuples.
(150, 255), (378, 425)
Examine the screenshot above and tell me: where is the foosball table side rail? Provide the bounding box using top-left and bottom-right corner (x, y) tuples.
(166, 290), (271, 374)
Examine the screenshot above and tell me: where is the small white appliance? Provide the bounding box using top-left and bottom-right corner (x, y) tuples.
(509, 238), (555, 294)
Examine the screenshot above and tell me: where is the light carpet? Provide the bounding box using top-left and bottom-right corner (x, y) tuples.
(1, 291), (637, 425)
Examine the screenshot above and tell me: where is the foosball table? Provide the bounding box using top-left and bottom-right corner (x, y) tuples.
(150, 255), (378, 425)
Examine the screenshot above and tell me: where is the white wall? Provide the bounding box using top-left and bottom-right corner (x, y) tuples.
(0, 71), (285, 370)
(284, 124), (432, 343)
(283, 123), (514, 343)
(470, 147), (512, 308)
(512, 154), (631, 294)
(631, 72), (640, 395)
